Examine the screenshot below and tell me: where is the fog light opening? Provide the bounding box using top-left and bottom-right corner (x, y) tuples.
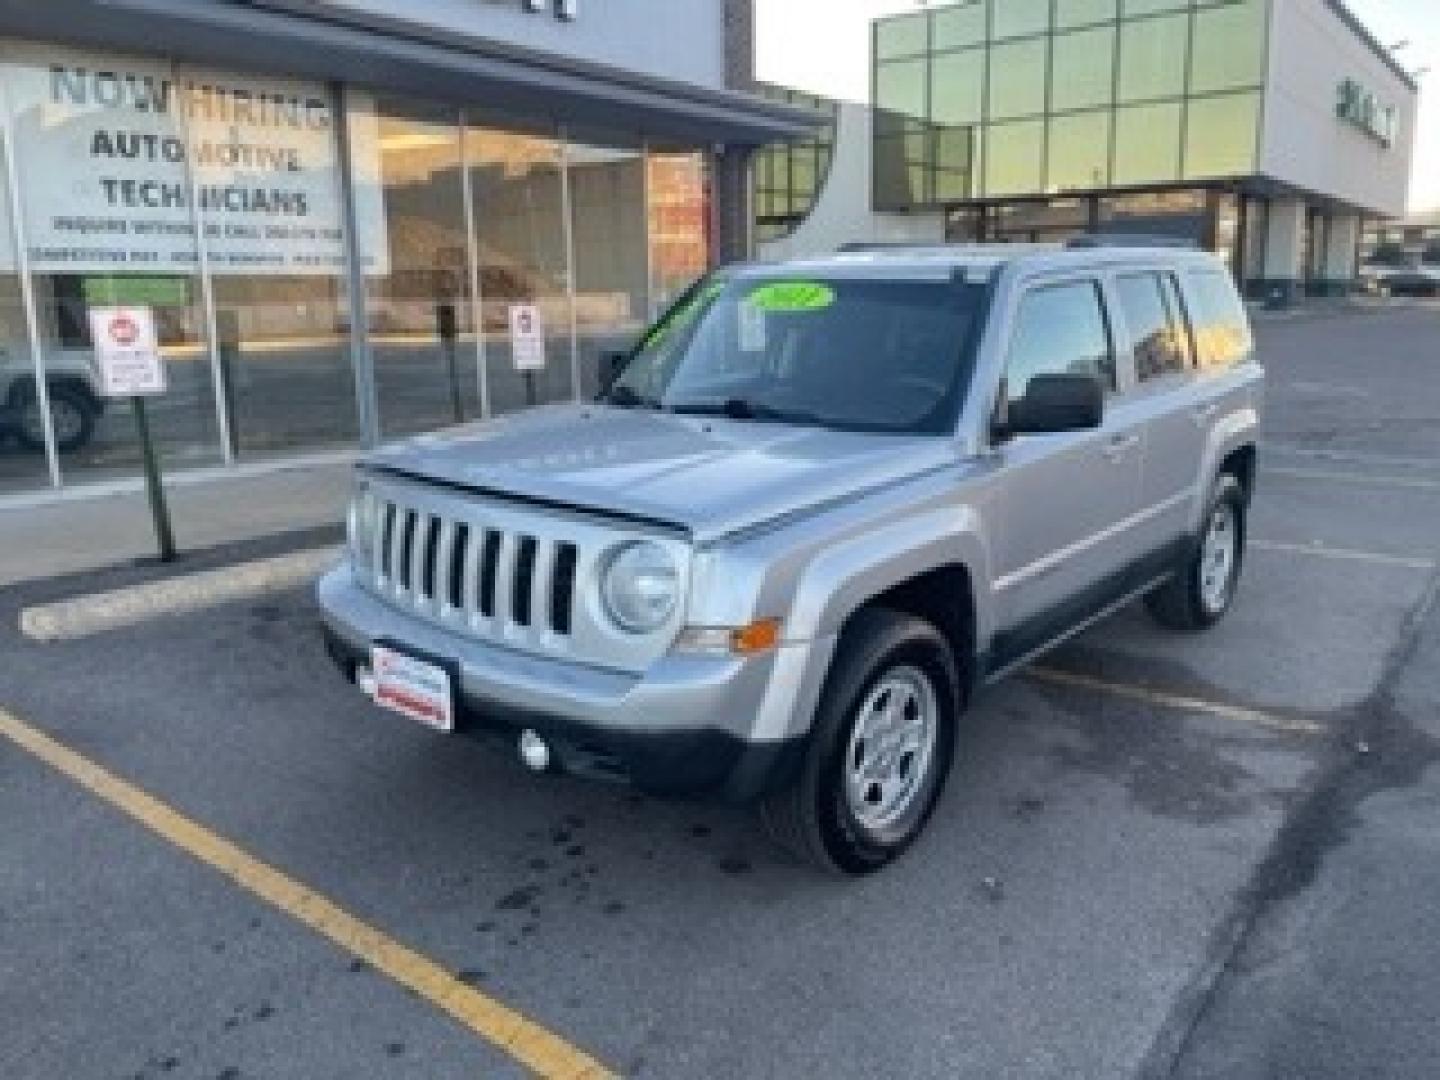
(518, 729), (551, 773)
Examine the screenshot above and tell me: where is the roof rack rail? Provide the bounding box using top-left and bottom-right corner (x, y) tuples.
(1065, 234), (1200, 250)
(837, 241), (954, 253)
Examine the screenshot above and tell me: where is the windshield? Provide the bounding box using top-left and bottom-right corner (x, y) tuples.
(608, 272), (988, 434)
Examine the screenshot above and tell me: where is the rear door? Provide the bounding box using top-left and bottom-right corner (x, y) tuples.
(989, 277), (1146, 663)
(1110, 268), (1205, 555)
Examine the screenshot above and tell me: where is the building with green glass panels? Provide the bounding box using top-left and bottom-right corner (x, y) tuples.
(758, 0), (1418, 304)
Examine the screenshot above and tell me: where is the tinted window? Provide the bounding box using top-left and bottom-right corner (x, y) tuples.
(1115, 272), (1192, 381)
(1005, 281), (1115, 399)
(1185, 270), (1252, 369)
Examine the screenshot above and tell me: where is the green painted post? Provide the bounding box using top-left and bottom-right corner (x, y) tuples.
(131, 396), (176, 562)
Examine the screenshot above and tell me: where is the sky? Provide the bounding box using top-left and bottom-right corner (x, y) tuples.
(755, 0), (1439, 213)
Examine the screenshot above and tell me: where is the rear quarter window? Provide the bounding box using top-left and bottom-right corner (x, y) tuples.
(1184, 270), (1253, 370)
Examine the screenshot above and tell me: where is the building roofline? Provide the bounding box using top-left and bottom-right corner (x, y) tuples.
(1325, 0), (1419, 94)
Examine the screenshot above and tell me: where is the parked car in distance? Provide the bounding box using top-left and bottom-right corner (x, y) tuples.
(0, 345), (106, 453)
(318, 242), (1264, 874)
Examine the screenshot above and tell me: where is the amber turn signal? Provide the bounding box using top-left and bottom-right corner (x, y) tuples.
(730, 618), (782, 655)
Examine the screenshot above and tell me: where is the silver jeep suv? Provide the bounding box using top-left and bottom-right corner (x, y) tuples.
(319, 243), (1262, 874)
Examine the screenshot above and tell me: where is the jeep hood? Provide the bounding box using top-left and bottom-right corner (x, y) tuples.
(364, 403), (964, 541)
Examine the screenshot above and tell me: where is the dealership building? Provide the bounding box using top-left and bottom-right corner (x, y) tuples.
(0, 0), (809, 497)
(759, 0), (1418, 308)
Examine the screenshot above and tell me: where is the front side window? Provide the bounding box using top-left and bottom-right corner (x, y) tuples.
(1114, 272), (1192, 381)
(611, 274), (988, 434)
(1004, 281), (1115, 400)
(1185, 270), (1253, 369)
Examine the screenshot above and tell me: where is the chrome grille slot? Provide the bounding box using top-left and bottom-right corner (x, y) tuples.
(551, 543), (578, 636)
(447, 523), (470, 611)
(420, 515), (441, 601)
(398, 509), (418, 593)
(512, 536), (538, 627)
(478, 529), (501, 617)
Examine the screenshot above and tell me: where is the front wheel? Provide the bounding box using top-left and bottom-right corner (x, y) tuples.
(760, 608), (959, 875)
(14, 383), (96, 454)
(1145, 473), (1247, 632)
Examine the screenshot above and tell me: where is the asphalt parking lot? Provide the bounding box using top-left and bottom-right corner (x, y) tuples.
(3, 302), (1438, 1080)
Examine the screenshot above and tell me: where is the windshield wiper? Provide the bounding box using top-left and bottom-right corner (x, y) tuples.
(605, 385), (662, 410)
(668, 397), (828, 426)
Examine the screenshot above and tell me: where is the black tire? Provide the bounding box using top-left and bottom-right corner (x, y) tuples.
(759, 608), (961, 875)
(12, 382), (97, 454)
(1145, 473), (1247, 633)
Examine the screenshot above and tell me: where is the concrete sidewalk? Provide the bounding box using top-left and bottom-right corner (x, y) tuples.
(0, 456), (352, 587)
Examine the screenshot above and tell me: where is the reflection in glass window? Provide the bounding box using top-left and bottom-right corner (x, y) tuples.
(1190, 0), (1268, 96)
(753, 85), (837, 243)
(1115, 273), (1191, 381)
(1056, 0), (1118, 29)
(1185, 270), (1253, 369)
(992, 0), (1051, 41)
(874, 113), (929, 209)
(0, 105), (46, 493)
(932, 49), (985, 126)
(1113, 102), (1182, 185)
(932, 1), (987, 51)
(362, 98), (475, 439)
(466, 124), (570, 414)
(984, 120), (1044, 197)
(1051, 26), (1116, 112)
(1119, 14), (1188, 102)
(1184, 92), (1259, 179)
(647, 153), (710, 316)
(989, 37), (1048, 119)
(1048, 110), (1111, 192)
(876, 58), (928, 120)
(569, 136), (648, 400)
(1006, 282), (1115, 398)
(876, 11), (929, 60)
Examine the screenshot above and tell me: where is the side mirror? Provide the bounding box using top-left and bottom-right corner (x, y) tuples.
(997, 373), (1104, 438)
(598, 350), (629, 393)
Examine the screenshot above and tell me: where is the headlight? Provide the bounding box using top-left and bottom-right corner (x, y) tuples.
(600, 540), (679, 634)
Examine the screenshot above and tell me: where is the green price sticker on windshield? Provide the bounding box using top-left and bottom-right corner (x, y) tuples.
(747, 281), (835, 312)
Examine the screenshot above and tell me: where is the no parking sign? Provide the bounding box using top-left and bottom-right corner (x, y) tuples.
(89, 306), (166, 397)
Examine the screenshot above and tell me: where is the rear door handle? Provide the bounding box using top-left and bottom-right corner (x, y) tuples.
(1102, 433), (1140, 461)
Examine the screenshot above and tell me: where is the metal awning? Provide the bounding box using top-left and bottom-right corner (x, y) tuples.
(0, 0), (821, 146)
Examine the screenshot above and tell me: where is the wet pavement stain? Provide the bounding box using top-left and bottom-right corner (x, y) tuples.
(495, 885), (541, 911)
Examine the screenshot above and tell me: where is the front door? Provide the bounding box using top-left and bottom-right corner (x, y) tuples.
(989, 278), (1146, 666)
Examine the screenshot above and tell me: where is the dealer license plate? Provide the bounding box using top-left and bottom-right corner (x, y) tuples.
(368, 646), (454, 733)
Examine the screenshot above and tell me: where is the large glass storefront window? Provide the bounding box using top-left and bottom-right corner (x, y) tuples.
(0, 39), (709, 491)
(568, 133), (647, 400)
(3, 45), (222, 487)
(466, 122), (570, 416)
(359, 97), (475, 439)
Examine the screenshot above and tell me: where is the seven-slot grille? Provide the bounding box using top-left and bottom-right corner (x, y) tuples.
(357, 489), (580, 643)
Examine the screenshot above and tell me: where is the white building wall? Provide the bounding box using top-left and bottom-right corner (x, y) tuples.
(758, 103), (943, 261)
(1261, 0), (1416, 217)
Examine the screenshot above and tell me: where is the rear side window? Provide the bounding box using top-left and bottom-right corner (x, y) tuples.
(1005, 280), (1115, 399)
(1185, 270), (1253, 370)
(1114, 272), (1192, 382)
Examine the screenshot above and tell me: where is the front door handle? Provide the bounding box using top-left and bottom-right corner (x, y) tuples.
(1102, 433), (1140, 462)
(1192, 402), (1221, 425)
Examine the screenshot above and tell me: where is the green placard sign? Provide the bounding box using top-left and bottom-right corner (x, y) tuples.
(746, 281), (835, 312)
(83, 276), (189, 307)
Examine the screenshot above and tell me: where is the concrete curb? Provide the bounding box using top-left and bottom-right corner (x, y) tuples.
(19, 547), (341, 643)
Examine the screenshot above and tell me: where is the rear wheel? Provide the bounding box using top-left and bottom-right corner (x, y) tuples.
(1145, 473), (1247, 632)
(760, 608), (960, 875)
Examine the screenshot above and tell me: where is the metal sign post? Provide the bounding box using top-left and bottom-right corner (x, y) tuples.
(89, 305), (176, 562)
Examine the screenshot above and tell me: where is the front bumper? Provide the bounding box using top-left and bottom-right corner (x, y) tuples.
(317, 565), (828, 801)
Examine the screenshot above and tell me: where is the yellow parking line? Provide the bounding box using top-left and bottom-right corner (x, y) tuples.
(1027, 667), (1326, 736)
(0, 707), (615, 1080)
(1266, 466), (1440, 492)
